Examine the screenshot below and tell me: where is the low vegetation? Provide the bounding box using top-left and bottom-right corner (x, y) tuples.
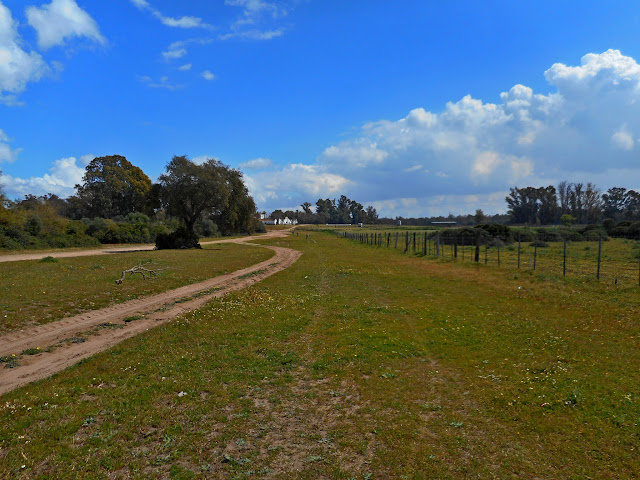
(1, 231), (639, 478)
(0, 243), (273, 333)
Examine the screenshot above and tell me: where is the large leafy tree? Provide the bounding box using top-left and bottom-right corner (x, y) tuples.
(73, 155), (152, 218)
(214, 168), (257, 235)
(158, 155), (248, 235)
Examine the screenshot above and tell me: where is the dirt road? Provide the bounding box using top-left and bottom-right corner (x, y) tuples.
(0, 234), (273, 263)
(0, 231), (300, 395)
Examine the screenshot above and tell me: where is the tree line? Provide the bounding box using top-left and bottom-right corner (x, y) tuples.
(506, 182), (640, 225)
(267, 195), (379, 225)
(0, 155), (261, 250)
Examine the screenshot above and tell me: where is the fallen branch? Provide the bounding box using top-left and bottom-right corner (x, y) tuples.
(116, 263), (169, 284)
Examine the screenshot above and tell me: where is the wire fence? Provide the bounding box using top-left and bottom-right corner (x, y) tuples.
(339, 230), (640, 286)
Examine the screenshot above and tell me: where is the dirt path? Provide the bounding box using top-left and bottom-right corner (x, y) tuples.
(0, 232), (300, 395)
(0, 232), (281, 263)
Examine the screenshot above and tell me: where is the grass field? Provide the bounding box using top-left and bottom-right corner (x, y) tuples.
(0, 243), (274, 333)
(1, 231), (639, 478)
(336, 227), (640, 287)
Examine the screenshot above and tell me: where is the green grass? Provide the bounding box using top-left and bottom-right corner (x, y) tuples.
(1, 232), (639, 478)
(0, 243), (274, 333)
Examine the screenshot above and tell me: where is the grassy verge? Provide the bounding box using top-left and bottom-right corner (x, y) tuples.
(0, 243), (274, 333)
(1, 232), (639, 478)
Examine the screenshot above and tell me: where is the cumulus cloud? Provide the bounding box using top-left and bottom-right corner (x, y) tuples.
(2, 154), (93, 198)
(201, 70), (216, 81)
(26, 0), (106, 50)
(245, 163), (350, 208)
(130, 0), (212, 29)
(178, 63), (192, 71)
(611, 125), (635, 150)
(0, 129), (22, 163)
(253, 49), (640, 216)
(0, 2), (49, 102)
(239, 157), (273, 169)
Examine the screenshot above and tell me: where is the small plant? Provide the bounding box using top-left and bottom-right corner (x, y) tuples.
(21, 347), (41, 355)
(39, 256), (58, 263)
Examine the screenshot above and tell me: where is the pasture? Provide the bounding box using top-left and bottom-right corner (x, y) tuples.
(0, 243), (273, 333)
(1, 230), (639, 478)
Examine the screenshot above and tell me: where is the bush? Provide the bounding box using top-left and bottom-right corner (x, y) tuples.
(530, 240), (549, 248)
(155, 227), (201, 250)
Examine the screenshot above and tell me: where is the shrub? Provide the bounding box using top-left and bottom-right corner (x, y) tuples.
(530, 240), (549, 248)
(155, 226), (201, 250)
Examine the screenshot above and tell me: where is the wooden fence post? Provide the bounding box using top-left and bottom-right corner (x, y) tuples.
(597, 235), (602, 281)
(517, 234), (521, 269)
(533, 236), (538, 270)
(395, 232), (399, 249)
(474, 232), (480, 263)
(497, 239), (500, 267)
(436, 232), (440, 257)
(563, 238), (567, 277)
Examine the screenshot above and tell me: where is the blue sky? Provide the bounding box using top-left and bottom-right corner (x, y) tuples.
(1, 0), (640, 217)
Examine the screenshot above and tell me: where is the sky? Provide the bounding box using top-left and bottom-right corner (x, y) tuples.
(1, 0), (640, 217)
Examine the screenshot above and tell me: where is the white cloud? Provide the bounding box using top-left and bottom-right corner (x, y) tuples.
(0, 128), (22, 163)
(611, 125), (635, 150)
(2, 155), (91, 198)
(472, 151), (502, 177)
(245, 163), (350, 207)
(137, 74), (182, 90)
(0, 2), (49, 101)
(252, 49), (640, 216)
(202, 70), (215, 81)
(178, 63), (192, 71)
(162, 48), (186, 60)
(219, 29), (284, 41)
(239, 157), (273, 169)
(26, 0), (106, 50)
(130, 0), (212, 29)
(222, 0), (287, 40)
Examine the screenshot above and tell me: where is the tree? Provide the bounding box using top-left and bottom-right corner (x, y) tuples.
(474, 209), (486, 224)
(365, 205), (378, 224)
(214, 168), (257, 235)
(300, 202), (312, 214)
(157, 156), (231, 236)
(602, 187), (628, 220)
(0, 168), (5, 207)
(73, 155), (152, 219)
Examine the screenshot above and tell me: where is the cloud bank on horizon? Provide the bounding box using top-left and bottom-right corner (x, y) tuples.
(245, 49), (640, 216)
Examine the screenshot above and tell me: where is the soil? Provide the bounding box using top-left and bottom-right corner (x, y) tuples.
(0, 230), (301, 395)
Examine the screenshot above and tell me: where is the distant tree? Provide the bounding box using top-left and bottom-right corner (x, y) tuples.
(271, 209), (285, 221)
(557, 180), (571, 215)
(349, 200), (366, 224)
(0, 168), (5, 206)
(157, 156), (231, 236)
(583, 183), (602, 223)
(602, 187), (628, 220)
(300, 202), (312, 214)
(73, 155), (152, 219)
(474, 209), (486, 224)
(365, 205), (378, 224)
(214, 168), (257, 235)
(315, 198), (334, 224)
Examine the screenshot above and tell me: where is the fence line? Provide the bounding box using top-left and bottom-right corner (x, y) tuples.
(339, 230), (640, 286)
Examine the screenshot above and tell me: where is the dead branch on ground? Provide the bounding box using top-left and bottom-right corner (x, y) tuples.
(116, 263), (169, 284)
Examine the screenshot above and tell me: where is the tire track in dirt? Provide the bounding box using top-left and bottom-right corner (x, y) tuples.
(0, 232), (301, 395)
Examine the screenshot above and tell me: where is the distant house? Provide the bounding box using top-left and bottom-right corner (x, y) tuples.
(431, 221), (457, 226)
(260, 215), (298, 225)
